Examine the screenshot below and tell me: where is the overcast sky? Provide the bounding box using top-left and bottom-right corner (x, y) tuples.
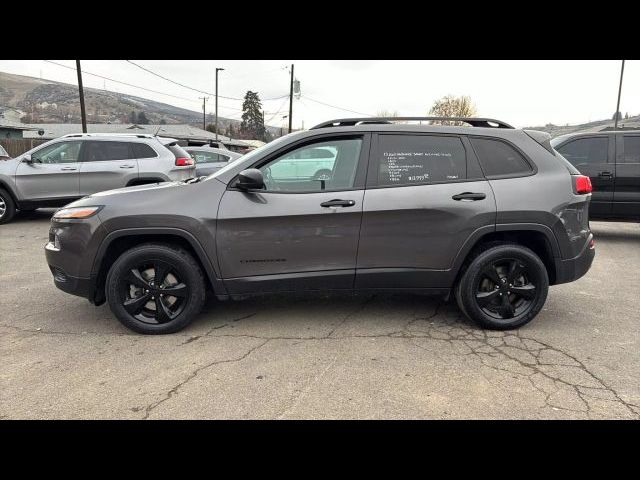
(0, 60), (637, 129)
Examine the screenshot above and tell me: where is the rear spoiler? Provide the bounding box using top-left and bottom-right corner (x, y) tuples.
(524, 130), (555, 155)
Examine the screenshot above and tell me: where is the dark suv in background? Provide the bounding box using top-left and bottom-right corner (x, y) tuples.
(45, 117), (595, 334)
(551, 130), (640, 220)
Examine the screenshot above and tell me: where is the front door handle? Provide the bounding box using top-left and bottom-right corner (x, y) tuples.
(452, 192), (486, 201)
(321, 199), (356, 208)
(60, 166), (77, 171)
(598, 171), (614, 179)
(119, 165), (136, 169)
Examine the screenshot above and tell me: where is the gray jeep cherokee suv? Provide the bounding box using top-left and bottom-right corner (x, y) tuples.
(0, 133), (195, 224)
(44, 117), (595, 334)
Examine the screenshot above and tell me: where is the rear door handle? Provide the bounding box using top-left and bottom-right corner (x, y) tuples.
(60, 166), (77, 171)
(452, 192), (486, 201)
(119, 164), (136, 169)
(598, 171), (613, 179)
(320, 199), (356, 208)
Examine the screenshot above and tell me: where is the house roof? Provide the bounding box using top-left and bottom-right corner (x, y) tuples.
(0, 120), (38, 131)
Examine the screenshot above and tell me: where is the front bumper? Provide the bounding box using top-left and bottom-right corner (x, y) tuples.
(45, 242), (96, 301)
(554, 234), (595, 285)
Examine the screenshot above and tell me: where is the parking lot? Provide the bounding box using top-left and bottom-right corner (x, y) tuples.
(1, 209), (639, 419)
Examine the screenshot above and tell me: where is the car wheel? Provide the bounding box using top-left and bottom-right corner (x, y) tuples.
(456, 244), (549, 330)
(0, 188), (16, 224)
(106, 243), (206, 334)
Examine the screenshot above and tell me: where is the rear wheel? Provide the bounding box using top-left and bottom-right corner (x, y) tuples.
(0, 189), (16, 224)
(456, 244), (549, 330)
(106, 243), (206, 334)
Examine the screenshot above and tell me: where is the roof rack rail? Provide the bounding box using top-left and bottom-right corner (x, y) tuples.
(310, 117), (514, 130)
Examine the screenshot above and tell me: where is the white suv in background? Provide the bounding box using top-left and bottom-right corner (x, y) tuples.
(0, 133), (195, 224)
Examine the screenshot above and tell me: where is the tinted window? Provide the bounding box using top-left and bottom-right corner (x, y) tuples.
(555, 137), (608, 167)
(84, 141), (133, 162)
(377, 135), (466, 186)
(132, 143), (158, 159)
(260, 138), (362, 192)
(470, 137), (533, 177)
(33, 141), (81, 164)
(623, 136), (640, 163)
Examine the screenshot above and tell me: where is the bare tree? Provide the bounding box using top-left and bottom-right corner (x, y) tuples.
(428, 95), (477, 125)
(376, 109), (400, 118)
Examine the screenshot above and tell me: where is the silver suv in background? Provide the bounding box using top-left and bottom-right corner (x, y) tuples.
(0, 133), (195, 224)
(184, 146), (242, 176)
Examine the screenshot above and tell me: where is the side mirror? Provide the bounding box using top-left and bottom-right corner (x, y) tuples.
(236, 168), (264, 190)
(22, 154), (33, 164)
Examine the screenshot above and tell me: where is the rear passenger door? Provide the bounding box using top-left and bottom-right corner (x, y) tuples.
(355, 133), (496, 289)
(554, 135), (614, 217)
(613, 133), (640, 218)
(79, 140), (139, 195)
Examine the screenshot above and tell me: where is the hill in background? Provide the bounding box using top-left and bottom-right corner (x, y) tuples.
(0, 71), (284, 137)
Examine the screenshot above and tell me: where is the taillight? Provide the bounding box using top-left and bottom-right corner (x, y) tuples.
(175, 157), (194, 167)
(573, 175), (592, 194)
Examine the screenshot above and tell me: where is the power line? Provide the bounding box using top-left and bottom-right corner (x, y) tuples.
(126, 60), (245, 101)
(43, 60), (244, 113)
(301, 95), (373, 117)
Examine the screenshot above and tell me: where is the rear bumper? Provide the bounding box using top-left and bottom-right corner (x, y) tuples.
(554, 234), (595, 285)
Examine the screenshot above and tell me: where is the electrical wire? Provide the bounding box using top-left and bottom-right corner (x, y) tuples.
(300, 95), (373, 117)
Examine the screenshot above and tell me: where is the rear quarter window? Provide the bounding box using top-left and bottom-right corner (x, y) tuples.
(470, 137), (533, 177)
(132, 143), (158, 159)
(376, 134), (467, 186)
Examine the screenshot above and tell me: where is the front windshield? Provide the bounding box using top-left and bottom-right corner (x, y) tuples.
(204, 134), (295, 180)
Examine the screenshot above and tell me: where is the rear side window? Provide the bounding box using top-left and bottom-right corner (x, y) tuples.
(555, 137), (608, 167)
(132, 143), (158, 159)
(83, 141), (134, 162)
(470, 138), (533, 177)
(623, 136), (640, 163)
(377, 134), (466, 186)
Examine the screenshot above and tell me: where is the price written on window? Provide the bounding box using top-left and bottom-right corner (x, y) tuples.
(383, 151), (452, 183)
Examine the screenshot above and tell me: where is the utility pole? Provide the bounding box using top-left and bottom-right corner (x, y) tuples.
(76, 60), (87, 133)
(215, 67), (224, 142)
(288, 63), (294, 133)
(199, 97), (209, 131)
(614, 60), (625, 130)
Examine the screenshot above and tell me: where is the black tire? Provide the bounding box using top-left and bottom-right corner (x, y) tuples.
(456, 243), (549, 330)
(0, 188), (16, 224)
(106, 243), (206, 334)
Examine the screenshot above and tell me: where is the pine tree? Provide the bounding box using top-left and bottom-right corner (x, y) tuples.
(129, 110), (137, 123)
(240, 91), (266, 140)
(137, 111), (150, 124)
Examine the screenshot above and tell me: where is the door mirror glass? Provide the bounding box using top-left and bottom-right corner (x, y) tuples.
(236, 168), (265, 190)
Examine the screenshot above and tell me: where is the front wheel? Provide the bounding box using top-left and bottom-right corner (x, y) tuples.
(106, 243), (206, 334)
(0, 188), (16, 224)
(456, 244), (549, 330)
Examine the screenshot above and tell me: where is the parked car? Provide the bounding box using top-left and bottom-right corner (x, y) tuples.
(184, 146), (242, 176)
(0, 144), (10, 160)
(45, 116), (595, 334)
(551, 130), (640, 220)
(0, 133), (195, 224)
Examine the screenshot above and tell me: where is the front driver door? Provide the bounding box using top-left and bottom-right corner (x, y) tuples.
(216, 134), (370, 294)
(15, 140), (82, 203)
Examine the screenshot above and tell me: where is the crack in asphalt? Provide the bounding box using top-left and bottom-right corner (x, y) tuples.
(140, 339), (270, 420)
(3, 296), (638, 419)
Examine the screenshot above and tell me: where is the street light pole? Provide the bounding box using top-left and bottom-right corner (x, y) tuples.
(76, 60), (87, 133)
(215, 67), (224, 142)
(614, 60), (625, 130)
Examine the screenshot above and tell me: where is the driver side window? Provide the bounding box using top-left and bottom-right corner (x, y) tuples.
(259, 137), (362, 192)
(33, 141), (82, 164)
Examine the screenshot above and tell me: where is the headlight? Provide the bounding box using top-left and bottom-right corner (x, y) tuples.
(53, 206), (103, 219)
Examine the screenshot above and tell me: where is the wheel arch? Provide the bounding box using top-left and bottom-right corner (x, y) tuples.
(0, 179), (19, 204)
(452, 224), (561, 286)
(91, 228), (225, 305)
